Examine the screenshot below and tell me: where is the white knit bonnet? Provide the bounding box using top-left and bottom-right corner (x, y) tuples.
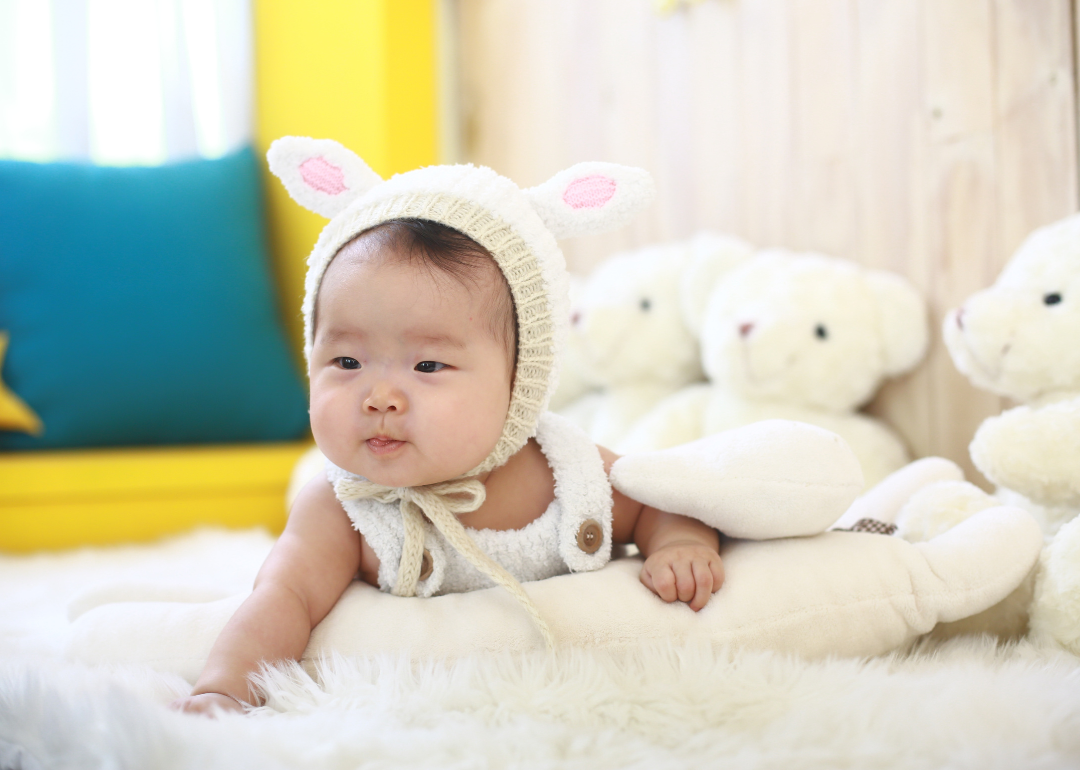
(268, 137), (653, 647)
(268, 136), (654, 475)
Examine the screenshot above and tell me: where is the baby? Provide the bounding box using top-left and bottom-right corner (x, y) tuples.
(172, 140), (722, 715)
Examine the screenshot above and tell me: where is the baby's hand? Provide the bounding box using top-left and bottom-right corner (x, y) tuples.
(640, 540), (724, 612)
(169, 692), (247, 717)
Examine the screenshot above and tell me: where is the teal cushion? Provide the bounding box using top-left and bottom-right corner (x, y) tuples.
(0, 147), (309, 449)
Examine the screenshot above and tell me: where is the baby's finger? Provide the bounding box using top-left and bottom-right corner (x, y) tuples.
(639, 564), (656, 595)
(673, 560), (697, 604)
(171, 697), (216, 717)
(644, 563), (678, 603)
(710, 557), (725, 593)
(688, 560), (714, 611)
(171, 693), (242, 718)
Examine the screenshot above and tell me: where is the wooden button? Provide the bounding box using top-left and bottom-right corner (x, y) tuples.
(419, 549), (433, 581)
(576, 519), (603, 554)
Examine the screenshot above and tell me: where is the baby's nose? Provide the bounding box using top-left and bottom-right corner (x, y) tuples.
(363, 382), (405, 412)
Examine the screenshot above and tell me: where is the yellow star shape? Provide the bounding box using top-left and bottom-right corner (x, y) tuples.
(0, 331), (43, 436)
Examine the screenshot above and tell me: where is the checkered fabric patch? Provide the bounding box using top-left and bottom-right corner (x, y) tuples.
(834, 518), (898, 536)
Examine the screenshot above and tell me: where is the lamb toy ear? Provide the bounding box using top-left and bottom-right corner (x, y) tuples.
(866, 271), (930, 376)
(524, 162), (655, 239)
(266, 136), (383, 219)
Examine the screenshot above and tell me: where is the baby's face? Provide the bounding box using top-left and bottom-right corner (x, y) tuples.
(309, 238), (513, 487)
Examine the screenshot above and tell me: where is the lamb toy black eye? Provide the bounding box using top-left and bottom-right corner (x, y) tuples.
(1044, 293), (1062, 306)
(640, 298), (651, 311)
(815, 324), (828, 340)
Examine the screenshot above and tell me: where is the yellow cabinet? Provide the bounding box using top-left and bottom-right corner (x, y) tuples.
(0, 443), (310, 552)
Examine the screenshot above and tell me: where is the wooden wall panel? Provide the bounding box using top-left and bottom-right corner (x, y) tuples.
(457, 0), (1078, 481)
(914, 0), (1004, 479)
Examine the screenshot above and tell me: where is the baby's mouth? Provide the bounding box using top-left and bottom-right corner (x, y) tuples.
(366, 436), (406, 455)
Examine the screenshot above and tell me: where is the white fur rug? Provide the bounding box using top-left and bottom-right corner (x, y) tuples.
(2, 529), (1080, 769)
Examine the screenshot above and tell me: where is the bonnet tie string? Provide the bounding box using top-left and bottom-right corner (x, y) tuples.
(333, 477), (555, 651)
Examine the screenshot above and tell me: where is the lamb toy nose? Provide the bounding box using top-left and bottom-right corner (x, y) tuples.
(571, 311), (582, 326)
(738, 322), (755, 337)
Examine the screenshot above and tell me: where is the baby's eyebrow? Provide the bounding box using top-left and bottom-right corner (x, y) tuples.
(316, 328), (359, 344)
(409, 332), (467, 349)
(314, 327), (467, 349)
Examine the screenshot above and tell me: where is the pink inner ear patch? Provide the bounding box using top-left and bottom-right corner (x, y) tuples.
(299, 156), (348, 195)
(562, 175), (617, 210)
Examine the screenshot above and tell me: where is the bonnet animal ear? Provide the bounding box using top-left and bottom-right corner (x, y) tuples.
(266, 136), (383, 219)
(679, 232), (756, 337)
(524, 162), (655, 239)
(866, 270), (929, 376)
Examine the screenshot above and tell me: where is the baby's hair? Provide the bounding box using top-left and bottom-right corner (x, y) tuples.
(320, 219), (518, 373)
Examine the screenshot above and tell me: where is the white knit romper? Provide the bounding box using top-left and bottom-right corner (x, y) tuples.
(327, 412), (615, 597)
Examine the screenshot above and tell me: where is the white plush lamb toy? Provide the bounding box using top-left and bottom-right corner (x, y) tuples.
(68, 426), (1044, 674)
(620, 249), (928, 488)
(559, 233), (753, 447)
(895, 213), (1080, 651)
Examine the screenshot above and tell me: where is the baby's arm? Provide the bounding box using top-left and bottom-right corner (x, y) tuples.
(601, 446), (723, 611)
(170, 475), (361, 716)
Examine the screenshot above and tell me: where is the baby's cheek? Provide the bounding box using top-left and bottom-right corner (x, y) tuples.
(433, 401), (502, 470)
(309, 391), (347, 452)
(471, 392), (509, 445)
(307, 395), (328, 434)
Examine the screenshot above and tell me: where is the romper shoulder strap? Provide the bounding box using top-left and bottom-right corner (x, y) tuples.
(535, 411), (615, 572)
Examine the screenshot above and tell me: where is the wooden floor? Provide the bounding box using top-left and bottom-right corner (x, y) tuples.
(456, 0), (1079, 484)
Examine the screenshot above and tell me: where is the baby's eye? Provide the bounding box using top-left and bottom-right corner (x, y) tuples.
(1044, 292), (1063, 306)
(335, 357), (361, 370)
(415, 361), (447, 373)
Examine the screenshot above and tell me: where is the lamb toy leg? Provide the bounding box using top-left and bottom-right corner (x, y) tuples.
(610, 419), (865, 539)
(611, 420), (977, 542)
(894, 479), (1041, 639)
(830, 457), (966, 531)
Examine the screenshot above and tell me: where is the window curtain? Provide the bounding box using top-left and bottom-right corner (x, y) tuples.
(0, 0), (252, 165)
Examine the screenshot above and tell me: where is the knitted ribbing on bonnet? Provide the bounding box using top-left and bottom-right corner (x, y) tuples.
(268, 137), (654, 650)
